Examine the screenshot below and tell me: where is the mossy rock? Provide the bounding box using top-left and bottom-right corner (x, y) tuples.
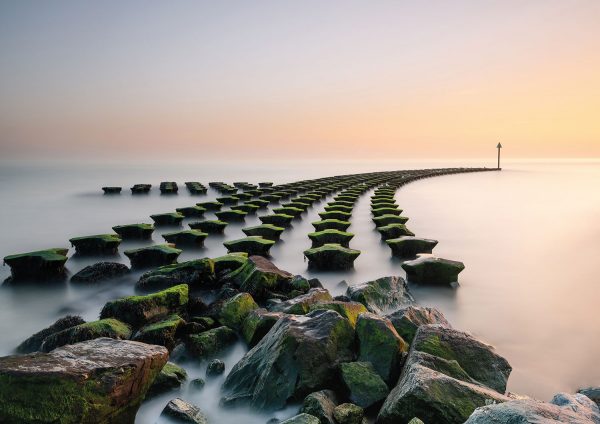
(133, 314), (185, 351)
(259, 213), (294, 227)
(339, 362), (389, 408)
(377, 224), (415, 241)
(242, 224), (285, 241)
(215, 209), (247, 222)
(124, 244), (181, 268)
(213, 253), (248, 274)
(272, 206), (304, 218)
(333, 403), (364, 424)
(386, 236), (438, 258)
(112, 223), (154, 239)
(312, 219), (351, 232)
(3, 248), (69, 281)
(136, 258), (215, 291)
(162, 230), (208, 246)
(148, 362), (187, 397)
(386, 306), (451, 343)
(223, 236), (276, 257)
(189, 220), (228, 234)
(150, 212), (185, 226)
(372, 207), (402, 217)
(222, 256), (292, 300)
(308, 301), (367, 327)
(16, 315), (86, 353)
(372, 214), (409, 227)
(300, 390), (339, 424)
(41, 318), (132, 352)
(216, 195), (240, 205)
(220, 293), (259, 330)
(186, 326), (237, 358)
(347, 276), (414, 315)
(308, 229), (354, 248)
(131, 184), (151, 194)
(280, 413), (321, 424)
(231, 203), (260, 214)
(401, 257), (465, 285)
(175, 206), (206, 217)
(304, 244), (360, 270)
(69, 234), (121, 255)
(241, 308), (283, 347)
(272, 288), (333, 315)
(100, 284), (189, 328)
(195, 201), (223, 211)
(318, 210), (352, 221)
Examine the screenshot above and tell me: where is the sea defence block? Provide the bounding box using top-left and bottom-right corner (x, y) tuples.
(175, 206), (206, 217)
(259, 214), (294, 227)
(131, 184), (151, 194)
(303, 243), (361, 270)
(3, 248), (69, 281)
(69, 234), (121, 255)
(377, 224), (415, 240)
(162, 230), (208, 246)
(272, 206), (304, 218)
(189, 220), (228, 234)
(386, 237), (438, 258)
(196, 200), (223, 211)
(312, 219), (352, 232)
(102, 186), (121, 194)
(215, 209), (247, 222)
(308, 229), (354, 248)
(124, 244), (181, 268)
(150, 212), (185, 226)
(216, 195), (240, 205)
(242, 224), (285, 241)
(185, 181), (207, 194)
(160, 181), (178, 194)
(372, 207), (402, 217)
(112, 223), (154, 239)
(318, 210), (352, 221)
(223, 236), (276, 257)
(401, 256), (465, 285)
(372, 214), (409, 226)
(231, 203), (260, 214)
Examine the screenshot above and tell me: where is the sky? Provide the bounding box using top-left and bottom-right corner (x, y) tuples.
(0, 0), (599, 160)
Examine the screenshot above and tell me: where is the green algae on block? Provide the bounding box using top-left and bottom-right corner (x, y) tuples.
(216, 195), (240, 205)
(318, 210), (352, 221)
(272, 206), (304, 218)
(377, 224), (415, 241)
(258, 182), (274, 188)
(124, 244), (182, 268)
(223, 236), (276, 257)
(386, 236), (438, 258)
(215, 209), (248, 222)
(324, 204), (353, 213)
(102, 186), (121, 194)
(259, 194), (282, 203)
(372, 207), (402, 217)
(303, 243), (360, 270)
(213, 252), (248, 274)
(112, 223), (154, 239)
(160, 181), (178, 193)
(150, 212), (185, 226)
(3, 248), (69, 281)
(245, 199), (270, 209)
(372, 214), (409, 227)
(242, 224), (286, 241)
(69, 234), (121, 255)
(189, 220), (228, 234)
(175, 206), (206, 217)
(161, 230), (208, 246)
(258, 213), (294, 227)
(401, 256), (465, 285)
(195, 200), (223, 211)
(231, 203), (260, 214)
(235, 192), (254, 201)
(311, 219), (351, 232)
(131, 184), (151, 194)
(308, 229), (355, 248)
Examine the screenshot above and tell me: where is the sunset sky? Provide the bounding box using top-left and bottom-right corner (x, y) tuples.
(1, 0), (599, 160)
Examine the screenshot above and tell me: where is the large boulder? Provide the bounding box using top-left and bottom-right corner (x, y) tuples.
(100, 284), (189, 328)
(41, 318), (132, 352)
(133, 314), (185, 351)
(465, 392), (600, 423)
(347, 276), (413, 315)
(221, 310), (355, 410)
(222, 255), (293, 300)
(271, 288), (333, 315)
(136, 259), (215, 292)
(356, 313), (408, 383)
(339, 362), (389, 408)
(219, 292), (259, 330)
(70, 262), (129, 284)
(161, 398), (208, 423)
(309, 301), (367, 327)
(401, 256), (465, 286)
(0, 338), (167, 423)
(16, 315), (86, 353)
(386, 305), (450, 343)
(300, 390), (339, 424)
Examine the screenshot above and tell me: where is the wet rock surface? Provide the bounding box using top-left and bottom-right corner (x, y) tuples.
(70, 261), (129, 283)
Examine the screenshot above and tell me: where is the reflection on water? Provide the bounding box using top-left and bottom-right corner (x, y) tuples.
(0, 159), (599, 421)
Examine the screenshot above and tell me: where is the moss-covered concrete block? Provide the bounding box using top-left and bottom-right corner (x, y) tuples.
(69, 234), (121, 255)
(273, 206), (304, 218)
(339, 362), (389, 408)
(377, 223), (415, 240)
(189, 220), (228, 234)
(311, 219), (351, 232)
(231, 203), (260, 214)
(401, 257), (465, 285)
(160, 181), (178, 193)
(215, 209), (247, 222)
(242, 224), (285, 241)
(175, 206), (206, 217)
(372, 207), (402, 217)
(3, 248), (69, 281)
(372, 214), (409, 227)
(259, 213), (294, 227)
(216, 195), (240, 205)
(131, 184), (151, 194)
(112, 223), (154, 239)
(124, 244), (181, 268)
(308, 229), (354, 248)
(150, 212), (185, 226)
(224, 236), (276, 257)
(303, 244), (360, 270)
(318, 210), (352, 221)
(386, 236), (438, 258)
(102, 186), (121, 194)
(162, 230), (208, 246)
(195, 200), (223, 211)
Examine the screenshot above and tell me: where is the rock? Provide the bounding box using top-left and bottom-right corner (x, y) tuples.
(100, 284), (189, 328)
(186, 326), (237, 358)
(133, 314), (185, 351)
(213, 253), (248, 274)
(407, 418), (424, 424)
(311, 219), (351, 232)
(136, 259), (215, 292)
(206, 359), (225, 377)
(161, 398), (208, 423)
(70, 261), (129, 283)
(401, 256), (465, 286)
(175, 206), (206, 217)
(280, 413), (321, 424)
(102, 186), (121, 194)
(386, 305), (450, 343)
(579, 387), (600, 407)
(162, 230), (208, 246)
(0, 338), (168, 423)
(123, 243), (182, 268)
(308, 301), (367, 327)
(242, 224), (286, 241)
(303, 244), (361, 270)
(377, 224), (415, 241)
(259, 213), (295, 227)
(3, 248), (69, 281)
(69, 234), (121, 255)
(333, 403), (364, 424)
(222, 255), (293, 300)
(16, 315), (86, 353)
(148, 362), (188, 397)
(215, 209), (247, 222)
(347, 276), (414, 315)
(112, 223), (154, 239)
(241, 308), (284, 347)
(301, 390), (339, 424)
(220, 292), (259, 330)
(356, 313), (408, 383)
(271, 288), (333, 314)
(223, 236), (276, 256)
(386, 235), (437, 257)
(464, 392), (600, 424)
(222, 310), (355, 410)
(372, 214), (408, 227)
(308, 229), (354, 248)
(41, 318), (132, 352)
(150, 212), (185, 226)
(339, 362), (389, 408)
(189, 219), (228, 234)
(190, 378), (205, 390)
